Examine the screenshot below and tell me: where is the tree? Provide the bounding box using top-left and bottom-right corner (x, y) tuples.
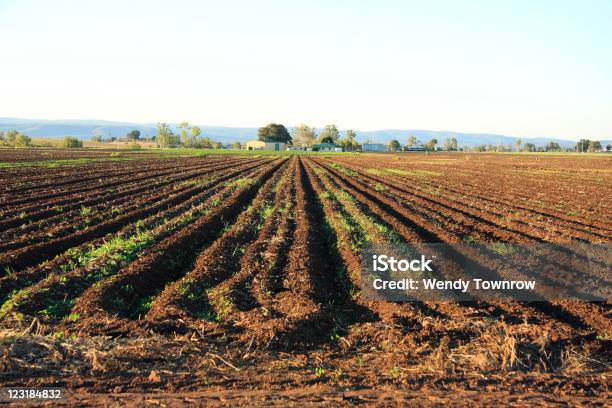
(190, 125), (201, 147)
(424, 138), (438, 151)
(443, 138), (451, 151)
(387, 140), (401, 151)
(62, 136), (82, 148)
(588, 140), (602, 152)
(545, 141), (561, 152)
(232, 141), (242, 150)
(407, 135), (417, 147)
(91, 135), (103, 142)
(340, 129), (360, 152)
(443, 138), (458, 151)
(6, 130), (18, 145)
(318, 125), (340, 143)
(319, 135), (334, 144)
(575, 139), (590, 153)
(176, 122), (202, 148)
(126, 130), (141, 141)
(292, 124), (317, 147)
(523, 143), (536, 152)
(178, 122), (190, 146)
(0, 131), (4, 142)
(514, 138), (522, 152)
(156, 123), (175, 148)
(14, 133), (32, 147)
(345, 129), (357, 140)
(195, 137), (214, 149)
(257, 123), (291, 143)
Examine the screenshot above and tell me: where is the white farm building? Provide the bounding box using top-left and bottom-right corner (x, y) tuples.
(362, 143), (386, 152)
(245, 140), (287, 151)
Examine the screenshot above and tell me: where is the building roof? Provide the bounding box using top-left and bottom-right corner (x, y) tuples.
(246, 140), (286, 145)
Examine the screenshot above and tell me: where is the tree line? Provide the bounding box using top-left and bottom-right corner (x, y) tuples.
(0, 130), (32, 147)
(383, 137), (454, 152)
(0, 130), (85, 148)
(2, 125), (610, 153)
(467, 139), (609, 153)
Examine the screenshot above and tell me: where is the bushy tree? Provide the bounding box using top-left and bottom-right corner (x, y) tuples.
(5, 130), (18, 145)
(318, 125), (340, 143)
(195, 137), (214, 149)
(575, 139), (590, 153)
(292, 124), (317, 147)
(424, 138), (438, 151)
(588, 140), (602, 152)
(14, 133), (32, 147)
(523, 143), (536, 152)
(91, 135), (103, 142)
(340, 129), (360, 152)
(443, 138), (458, 151)
(545, 141), (561, 152)
(232, 141), (242, 149)
(190, 125), (201, 147)
(156, 123), (175, 148)
(387, 140), (401, 151)
(62, 136), (83, 148)
(126, 130), (141, 141)
(178, 122), (191, 146)
(319, 135), (334, 144)
(345, 129), (357, 140)
(177, 122), (202, 147)
(406, 135), (417, 147)
(257, 123), (291, 143)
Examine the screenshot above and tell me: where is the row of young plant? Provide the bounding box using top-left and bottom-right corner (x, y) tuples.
(0, 162), (280, 325)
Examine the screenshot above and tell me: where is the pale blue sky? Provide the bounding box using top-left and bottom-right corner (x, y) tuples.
(1, 0), (611, 140)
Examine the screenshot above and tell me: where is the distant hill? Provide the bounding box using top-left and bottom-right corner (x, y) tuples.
(1, 117), (609, 148)
(0, 118), (255, 144)
(356, 129), (611, 149)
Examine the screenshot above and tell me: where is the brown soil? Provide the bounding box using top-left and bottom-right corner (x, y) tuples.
(1, 152), (610, 405)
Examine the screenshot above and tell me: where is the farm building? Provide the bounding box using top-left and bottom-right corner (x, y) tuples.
(362, 143), (386, 152)
(313, 143), (342, 152)
(244, 140), (287, 151)
(403, 146), (426, 152)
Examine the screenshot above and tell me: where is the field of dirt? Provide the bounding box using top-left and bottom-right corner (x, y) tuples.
(0, 150), (610, 405)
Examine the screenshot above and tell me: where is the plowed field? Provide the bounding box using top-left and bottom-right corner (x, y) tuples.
(1, 151), (610, 406)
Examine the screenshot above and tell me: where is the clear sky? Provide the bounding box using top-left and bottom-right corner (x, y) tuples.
(1, 0), (611, 140)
